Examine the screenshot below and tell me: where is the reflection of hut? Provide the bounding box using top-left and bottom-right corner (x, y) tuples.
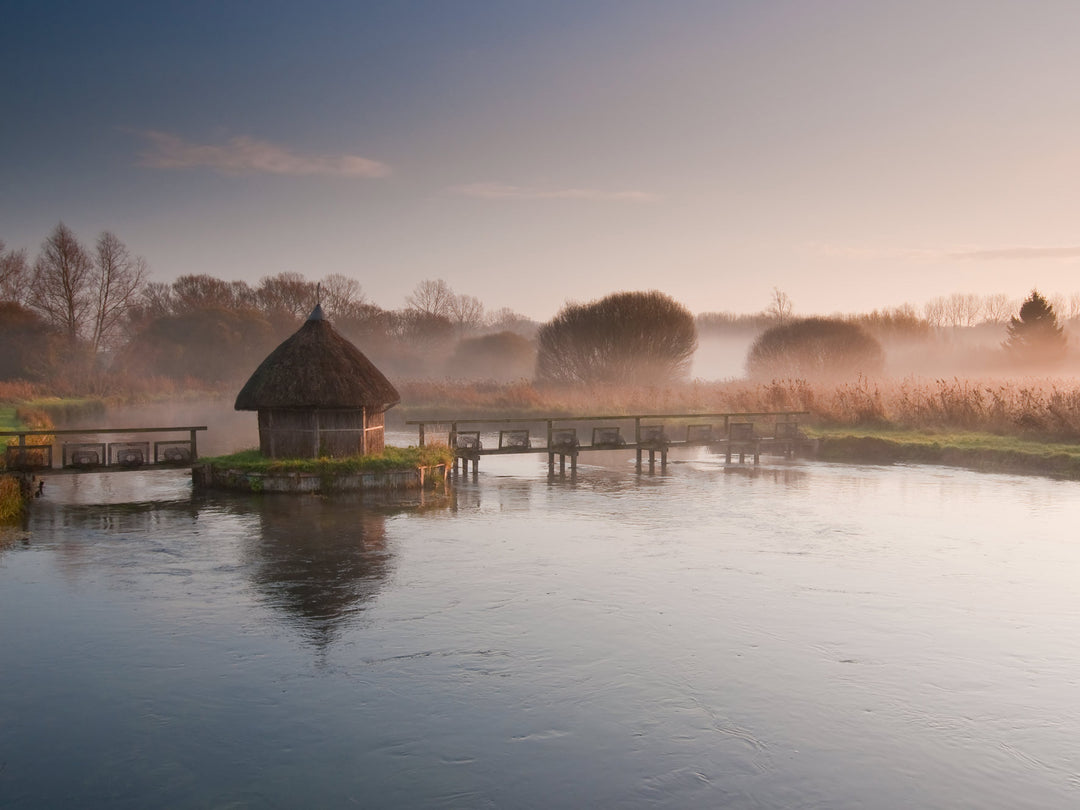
(250, 496), (392, 648)
(234, 305), (400, 458)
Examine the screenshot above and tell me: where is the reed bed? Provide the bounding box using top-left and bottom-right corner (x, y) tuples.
(398, 376), (1080, 442)
(0, 476), (23, 523)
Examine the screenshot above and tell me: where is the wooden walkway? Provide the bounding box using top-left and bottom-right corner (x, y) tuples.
(406, 411), (811, 476)
(2, 426), (207, 476)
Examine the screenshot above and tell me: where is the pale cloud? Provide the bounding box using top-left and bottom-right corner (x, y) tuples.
(947, 246), (1080, 261)
(810, 242), (1080, 262)
(807, 243), (937, 262)
(134, 130), (391, 178)
(453, 182), (659, 203)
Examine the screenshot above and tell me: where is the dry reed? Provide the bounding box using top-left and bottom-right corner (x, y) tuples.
(0, 476), (23, 523)
(398, 376), (1080, 441)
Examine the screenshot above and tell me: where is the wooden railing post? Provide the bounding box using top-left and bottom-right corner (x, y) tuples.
(190, 428), (198, 460)
(634, 417), (642, 472)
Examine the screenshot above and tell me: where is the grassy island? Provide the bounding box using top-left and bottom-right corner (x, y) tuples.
(199, 445), (454, 475)
(194, 445), (455, 494)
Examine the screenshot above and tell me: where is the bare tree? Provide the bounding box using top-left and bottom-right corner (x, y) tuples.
(1048, 293), (1068, 323)
(319, 273), (368, 320)
(91, 231), (147, 352)
(29, 222), (94, 343)
(0, 240), (30, 305)
(939, 293), (982, 327)
(766, 287), (793, 325)
(172, 274), (242, 312)
(227, 280), (258, 310)
(257, 272), (316, 319)
(486, 306), (537, 336)
(1068, 293), (1080, 321)
(405, 278), (455, 318)
(981, 293), (1014, 323)
(923, 297), (945, 329)
(140, 281), (175, 317)
(448, 293), (485, 336)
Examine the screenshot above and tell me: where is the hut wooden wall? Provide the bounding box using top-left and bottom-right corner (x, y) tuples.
(258, 408), (385, 458)
(364, 410), (385, 455)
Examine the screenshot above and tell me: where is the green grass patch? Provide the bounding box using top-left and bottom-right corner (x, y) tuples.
(18, 397), (107, 424)
(199, 445), (455, 475)
(0, 407), (19, 431)
(807, 425), (1080, 457)
(806, 425), (1080, 479)
(0, 476), (24, 523)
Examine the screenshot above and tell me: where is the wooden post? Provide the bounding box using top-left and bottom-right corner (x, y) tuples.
(190, 428), (198, 461)
(548, 453), (554, 476)
(418, 423), (425, 447)
(634, 417), (642, 472)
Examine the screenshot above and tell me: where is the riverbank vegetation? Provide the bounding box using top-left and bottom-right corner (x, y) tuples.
(0, 476), (23, 523)
(8, 227), (1080, 482)
(395, 376), (1080, 439)
(199, 445), (454, 476)
(810, 427), (1080, 479)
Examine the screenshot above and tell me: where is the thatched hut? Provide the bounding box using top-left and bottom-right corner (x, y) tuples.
(235, 305), (400, 458)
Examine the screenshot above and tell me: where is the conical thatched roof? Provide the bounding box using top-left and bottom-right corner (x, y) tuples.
(235, 306), (400, 411)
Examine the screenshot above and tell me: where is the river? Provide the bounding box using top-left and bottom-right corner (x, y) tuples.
(2, 432), (1079, 808)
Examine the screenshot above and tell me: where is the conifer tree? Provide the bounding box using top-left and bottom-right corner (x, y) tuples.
(1004, 290), (1067, 364)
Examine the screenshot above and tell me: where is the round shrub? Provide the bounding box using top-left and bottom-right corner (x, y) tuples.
(747, 317), (884, 379)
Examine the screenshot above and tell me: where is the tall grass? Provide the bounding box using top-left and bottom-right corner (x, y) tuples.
(397, 376), (1080, 441)
(0, 476), (24, 523)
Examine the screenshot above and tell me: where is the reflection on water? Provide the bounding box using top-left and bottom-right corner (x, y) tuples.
(244, 496), (391, 648)
(3, 454), (1080, 809)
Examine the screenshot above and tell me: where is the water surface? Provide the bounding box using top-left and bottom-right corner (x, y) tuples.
(2, 451), (1079, 808)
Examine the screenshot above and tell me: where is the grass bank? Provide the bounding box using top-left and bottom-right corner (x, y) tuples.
(808, 426), (1080, 479)
(0, 476), (24, 523)
(199, 445), (455, 475)
(0, 406), (19, 431)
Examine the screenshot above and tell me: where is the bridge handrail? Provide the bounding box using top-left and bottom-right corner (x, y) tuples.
(405, 411), (809, 426)
(406, 412), (811, 448)
(3, 425), (209, 470)
(0, 425), (208, 437)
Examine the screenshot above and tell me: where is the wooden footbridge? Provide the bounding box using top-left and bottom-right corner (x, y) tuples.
(407, 411), (811, 476)
(2, 426), (207, 477)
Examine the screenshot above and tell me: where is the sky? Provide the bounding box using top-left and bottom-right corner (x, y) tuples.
(4, 0), (1080, 321)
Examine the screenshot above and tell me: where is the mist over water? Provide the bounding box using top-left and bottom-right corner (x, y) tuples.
(690, 334), (755, 380)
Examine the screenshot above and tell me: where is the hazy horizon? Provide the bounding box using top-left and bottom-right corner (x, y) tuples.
(6, 2), (1080, 321)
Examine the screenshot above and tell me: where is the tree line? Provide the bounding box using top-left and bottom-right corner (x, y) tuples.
(0, 223), (549, 390)
(3, 223), (1075, 393)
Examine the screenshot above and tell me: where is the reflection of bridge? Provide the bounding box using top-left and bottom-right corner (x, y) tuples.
(407, 411), (811, 476)
(2, 426), (207, 476)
